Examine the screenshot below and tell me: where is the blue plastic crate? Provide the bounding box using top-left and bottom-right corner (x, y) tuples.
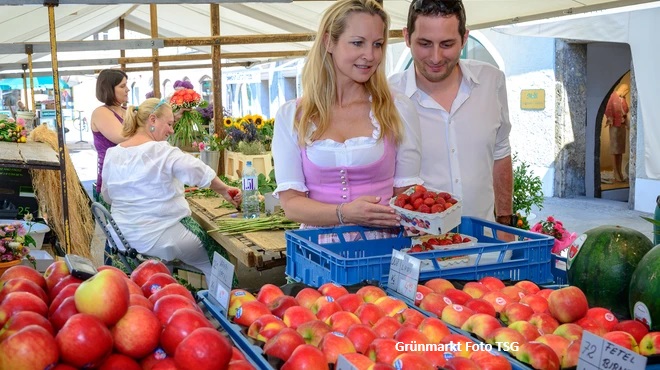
(197, 291), (274, 370)
(286, 217), (556, 288)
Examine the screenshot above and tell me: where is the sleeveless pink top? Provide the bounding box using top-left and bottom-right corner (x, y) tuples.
(301, 138), (395, 205)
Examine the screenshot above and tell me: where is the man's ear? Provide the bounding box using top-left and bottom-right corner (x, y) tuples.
(403, 27), (411, 47)
(462, 28), (470, 47)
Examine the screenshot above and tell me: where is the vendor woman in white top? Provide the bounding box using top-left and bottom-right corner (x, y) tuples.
(272, 0), (422, 229)
(101, 98), (241, 282)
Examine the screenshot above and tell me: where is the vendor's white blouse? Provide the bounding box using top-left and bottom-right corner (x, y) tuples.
(101, 141), (216, 252)
(272, 93), (423, 197)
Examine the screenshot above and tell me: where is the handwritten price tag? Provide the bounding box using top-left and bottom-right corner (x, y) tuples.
(577, 331), (646, 370)
(388, 249), (421, 302)
(209, 251), (235, 317)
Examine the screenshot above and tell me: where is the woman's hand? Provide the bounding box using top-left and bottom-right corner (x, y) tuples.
(219, 187), (242, 208)
(342, 196), (401, 228)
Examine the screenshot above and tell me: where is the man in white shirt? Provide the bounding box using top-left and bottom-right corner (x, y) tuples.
(389, 0), (513, 225)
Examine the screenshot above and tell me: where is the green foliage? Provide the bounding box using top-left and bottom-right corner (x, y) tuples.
(641, 216), (660, 235)
(237, 141), (265, 155)
(258, 169), (277, 195)
(513, 153), (544, 216)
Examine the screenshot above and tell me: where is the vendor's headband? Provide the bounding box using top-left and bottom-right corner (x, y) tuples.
(150, 99), (167, 115)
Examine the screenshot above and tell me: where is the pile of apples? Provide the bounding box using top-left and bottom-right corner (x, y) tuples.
(228, 282), (514, 369)
(392, 185), (458, 214)
(0, 260), (254, 370)
(413, 276), (660, 369)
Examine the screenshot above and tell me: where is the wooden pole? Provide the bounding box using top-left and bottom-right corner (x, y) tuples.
(210, 3), (223, 174)
(47, 4), (72, 254)
(27, 52), (36, 113)
(119, 18), (126, 71)
(150, 4), (161, 98)
(21, 64), (28, 110)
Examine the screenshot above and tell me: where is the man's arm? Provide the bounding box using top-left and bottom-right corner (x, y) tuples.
(493, 155), (513, 223)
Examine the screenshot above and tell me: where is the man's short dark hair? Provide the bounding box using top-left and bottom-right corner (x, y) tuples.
(406, 0), (466, 40)
(96, 69), (128, 106)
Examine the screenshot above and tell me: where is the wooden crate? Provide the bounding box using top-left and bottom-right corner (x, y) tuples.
(223, 150), (273, 181)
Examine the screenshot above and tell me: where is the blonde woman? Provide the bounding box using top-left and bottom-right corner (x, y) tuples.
(101, 98), (240, 281)
(272, 0), (422, 228)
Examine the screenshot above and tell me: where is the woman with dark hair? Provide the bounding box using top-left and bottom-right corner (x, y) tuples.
(91, 69), (129, 201)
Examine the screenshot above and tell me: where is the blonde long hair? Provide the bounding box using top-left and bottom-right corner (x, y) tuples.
(122, 98), (172, 137)
(295, 0), (403, 146)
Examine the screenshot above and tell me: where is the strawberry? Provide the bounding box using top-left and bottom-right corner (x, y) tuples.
(410, 245), (423, 253)
(423, 198), (436, 206)
(426, 238), (440, 246)
(409, 191), (424, 204)
(430, 204), (445, 213)
(438, 192), (451, 200)
(394, 198), (407, 208)
(451, 234), (463, 244)
(418, 204), (431, 213)
(462, 237), (471, 243)
(403, 204), (414, 211)
(396, 194), (410, 203)
(438, 239), (453, 245)
(413, 198), (424, 210)
(423, 191), (437, 199)
(414, 185), (427, 193)
(447, 198), (458, 204)
(444, 202), (453, 209)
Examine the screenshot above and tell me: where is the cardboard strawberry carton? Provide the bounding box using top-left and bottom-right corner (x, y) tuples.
(389, 185), (462, 234)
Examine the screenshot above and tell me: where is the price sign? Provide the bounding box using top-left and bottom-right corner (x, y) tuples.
(336, 354), (358, 370)
(208, 251), (235, 317)
(388, 249), (421, 302)
(577, 331), (647, 370)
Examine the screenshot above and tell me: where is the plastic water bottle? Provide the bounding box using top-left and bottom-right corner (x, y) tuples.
(241, 161), (260, 219)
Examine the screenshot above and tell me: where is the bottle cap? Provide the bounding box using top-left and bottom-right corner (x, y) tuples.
(246, 161), (252, 166)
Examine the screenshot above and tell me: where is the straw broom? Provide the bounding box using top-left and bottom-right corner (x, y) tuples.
(28, 125), (94, 258)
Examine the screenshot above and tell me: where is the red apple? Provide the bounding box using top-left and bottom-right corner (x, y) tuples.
(500, 285), (526, 302)
(469, 350), (512, 370)
(227, 360), (256, 370)
(500, 302), (535, 325)
(478, 276), (506, 291)
(123, 278), (143, 296)
(296, 319), (332, 346)
(112, 305), (161, 358)
(393, 326), (431, 352)
(263, 327), (306, 361)
(0, 277), (49, 304)
(441, 304), (475, 328)
(514, 280), (540, 294)
(586, 307), (619, 332)
(461, 313), (502, 340)
(43, 260), (70, 292)
(536, 334), (571, 362)
(602, 330), (639, 352)
(231, 346), (247, 362)
(130, 260), (170, 287)
(365, 338), (401, 364)
(313, 296), (343, 322)
(418, 292), (453, 316)
(613, 320), (650, 343)
(147, 283), (194, 304)
(161, 308), (214, 355)
(553, 323), (584, 342)
(340, 352), (374, 370)
(444, 356), (481, 370)
(98, 353), (142, 370)
(371, 316), (402, 339)
(280, 344), (329, 370)
(335, 293), (363, 313)
(414, 284), (434, 306)
(547, 286), (588, 323)
(74, 269), (130, 326)
(174, 327), (233, 370)
(356, 285), (386, 303)
(638, 331), (660, 356)
(444, 288), (472, 305)
(140, 348), (174, 370)
(0, 310), (53, 341)
(153, 294), (203, 326)
(424, 278), (454, 293)
(346, 324), (377, 354)
(562, 340), (581, 368)
(319, 331), (356, 365)
(282, 305), (316, 329)
(464, 298), (496, 317)
(484, 327), (526, 354)
(394, 308), (426, 328)
(326, 311), (361, 334)
(247, 313), (287, 343)
(392, 352), (435, 369)
(140, 272), (177, 298)
(576, 316), (608, 336)
(295, 287), (323, 309)
(228, 289), (256, 318)
(537, 288), (554, 300)
(318, 282), (349, 300)
(439, 333), (476, 358)
(256, 283), (284, 306)
(267, 295), (298, 318)
(462, 281), (490, 299)
(129, 293), (153, 309)
(0, 325), (59, 369)
(355, 302), (385, 326)
(49, 275), (83, 302)
(417, 316), (450, 344)
(48, 283), (79, 316)
(0, 264), (47, 292)
(481, 290), (512, 313)
(508, 320), (541, 341)
(0, 291), (49, 326)
(49, 296), (79, 331)
(529, 312), (560, 335)
(233, 299), (271, 327)
(514, 342), (560, 370)
(519, 294), (549, 314)
(56, 313), (113, 368)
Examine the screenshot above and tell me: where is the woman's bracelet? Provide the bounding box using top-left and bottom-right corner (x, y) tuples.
(336, 203), (347, 225)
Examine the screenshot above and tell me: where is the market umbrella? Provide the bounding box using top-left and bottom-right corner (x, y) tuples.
(0, 76), (69, 90)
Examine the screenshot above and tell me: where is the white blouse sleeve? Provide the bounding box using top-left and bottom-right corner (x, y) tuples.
(167, 144), (217, 188)
(393, 93), (423, 188)
(272, 100), (309, 198)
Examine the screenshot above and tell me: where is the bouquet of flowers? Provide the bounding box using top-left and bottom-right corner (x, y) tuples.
(0, 214), (37, 268)
(193, 133), (224, 152)
(531, 216), (578, 254)
(168, 88), (207, 149)
(0, 116), (28, 143)
(221, 114), (274, 154)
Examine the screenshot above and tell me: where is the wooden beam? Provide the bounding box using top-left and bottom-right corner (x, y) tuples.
(211, 3), (223, 174)
(0, 0), (291, 4)
(119, 18), (126, 70)
(0, 39), (165, 54)
(150, 4), (161, 98)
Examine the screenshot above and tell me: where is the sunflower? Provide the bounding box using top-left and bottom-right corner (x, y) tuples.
(254, 115), (264, 129)
(223, 117), (233, 127)
(237, 120), (248, 131)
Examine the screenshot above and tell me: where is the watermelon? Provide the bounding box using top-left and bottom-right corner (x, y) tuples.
(628, 244), (660, 330)
(566, 225), (653, 318)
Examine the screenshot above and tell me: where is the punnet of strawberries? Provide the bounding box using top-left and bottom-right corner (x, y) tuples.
(408, 233), (473, 254)
(392, 185), (458, 214)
